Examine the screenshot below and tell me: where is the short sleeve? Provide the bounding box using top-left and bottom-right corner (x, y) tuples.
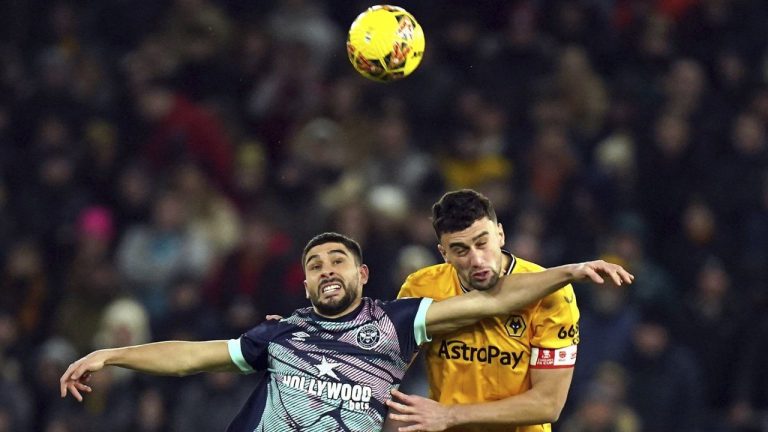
(413, 298), (433, 345)
(228, 321), (278, 374)
(379, 297), (432, 360)
(529, 285), (580, 368)
(530, 285), (580, 349)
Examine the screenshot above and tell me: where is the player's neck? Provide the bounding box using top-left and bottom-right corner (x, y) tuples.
(501, 252), (513, 271)
(314, 298), (364, 319)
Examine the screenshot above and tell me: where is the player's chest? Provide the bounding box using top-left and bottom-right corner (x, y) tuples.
(271, 320), (402, 365)
(428, 311), (534, 364)
(267, 321), (405, 412)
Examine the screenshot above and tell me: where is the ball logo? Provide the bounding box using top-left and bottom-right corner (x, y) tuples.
(355, 323), (382, 349)
(396, 16), (415, 40)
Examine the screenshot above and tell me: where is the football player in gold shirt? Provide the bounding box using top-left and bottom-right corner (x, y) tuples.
(388, 189), (582, 432)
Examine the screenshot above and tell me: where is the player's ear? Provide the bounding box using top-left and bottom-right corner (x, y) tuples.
(303, 280), (309, 299)
(437, 244), (448, 262)
(497, 222), (505, 245)
(359, 264), (369, 284)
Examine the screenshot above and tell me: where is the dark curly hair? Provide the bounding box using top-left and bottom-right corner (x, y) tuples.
(431, 189), (497, 240)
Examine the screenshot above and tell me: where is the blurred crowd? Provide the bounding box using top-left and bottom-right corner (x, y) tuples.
(1, 0), (767, 431)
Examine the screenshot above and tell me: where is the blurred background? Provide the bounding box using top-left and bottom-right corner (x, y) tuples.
(0, 0), (767, 431)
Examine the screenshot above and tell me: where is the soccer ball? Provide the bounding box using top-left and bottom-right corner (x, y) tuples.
(347, 5), (425, 82)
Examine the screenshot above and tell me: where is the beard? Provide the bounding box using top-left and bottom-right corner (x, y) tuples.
(311, 279), (359, 316)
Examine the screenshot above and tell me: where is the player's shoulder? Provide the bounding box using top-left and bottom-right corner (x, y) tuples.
(242, 315), (295, 341)
(398, 263), (457, 298)
(374, 296), (425, 315)
(273, 307), (316, 326)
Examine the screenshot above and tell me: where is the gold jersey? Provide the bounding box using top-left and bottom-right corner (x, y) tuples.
(397, 254), (580, 432)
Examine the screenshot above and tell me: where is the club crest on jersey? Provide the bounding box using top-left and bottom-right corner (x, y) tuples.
(505, 315), (526, 337)
(355, 323), (382, 349)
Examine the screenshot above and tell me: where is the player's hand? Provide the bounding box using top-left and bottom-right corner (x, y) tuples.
(59, 351), (108, 402)
(570, 260), (634, 286)
(386, 389), (454, 431)
(265, 314), (283, 321)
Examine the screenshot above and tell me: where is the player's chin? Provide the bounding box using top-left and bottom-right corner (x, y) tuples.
(318, 297), (343, 310)
(470, 276), (499, 291)
(317, 295), (354, 315)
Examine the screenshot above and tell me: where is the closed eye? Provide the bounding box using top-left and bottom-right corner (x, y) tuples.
(452, 248), (469, 257)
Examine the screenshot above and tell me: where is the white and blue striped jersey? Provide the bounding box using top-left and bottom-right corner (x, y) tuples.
(226, 297), (432, 432)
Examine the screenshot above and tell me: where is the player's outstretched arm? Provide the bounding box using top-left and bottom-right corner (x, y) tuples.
(424, 260), (632, 335)
(59, 340), (238, 401)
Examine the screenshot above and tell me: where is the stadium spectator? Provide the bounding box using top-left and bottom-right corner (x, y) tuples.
(110, 162), (155, 236)
(624, 304), (704, 432)
(116, 190), (213, 320)
(136, 81), (235, 192)
(570, 266), (638, 405)
(203, 210), (304, 320)
(678, 258), (747, 430)
(1, 241), (51, 344)
(171, 161), (243, 259)
(730, 311), (768, 432)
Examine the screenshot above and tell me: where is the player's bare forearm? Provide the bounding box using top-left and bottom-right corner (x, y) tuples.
(103, 340), (236, 375)
(388, 368), (573, 430)
(426, 260), (632, 335)
(447, 367), (572, 426)
(492, 261), (631, 314)
(60, 340), (237, 401)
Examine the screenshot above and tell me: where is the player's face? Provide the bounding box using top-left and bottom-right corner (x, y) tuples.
(438, 217), (505, 291)
(303, 242), (369, 318)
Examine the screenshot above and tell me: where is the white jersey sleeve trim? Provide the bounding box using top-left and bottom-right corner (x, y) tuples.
(413, 298), (434, 345)
(228, 338), (255, 374)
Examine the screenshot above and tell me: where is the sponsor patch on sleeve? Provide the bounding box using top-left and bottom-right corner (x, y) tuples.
(529, 345), (577, 369)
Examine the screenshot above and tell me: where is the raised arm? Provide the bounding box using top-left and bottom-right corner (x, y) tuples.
(425, 260), (632, 335)
(60, 340), (238, 401)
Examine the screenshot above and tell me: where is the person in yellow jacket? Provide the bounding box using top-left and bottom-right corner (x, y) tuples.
(389, 189), (581, 432)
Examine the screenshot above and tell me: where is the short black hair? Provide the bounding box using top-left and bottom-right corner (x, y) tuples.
(302, 232), (363, 267)
(432, 189), (497, 240)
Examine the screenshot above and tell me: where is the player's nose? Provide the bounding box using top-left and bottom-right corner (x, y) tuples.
(468, 248), (486, 267)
